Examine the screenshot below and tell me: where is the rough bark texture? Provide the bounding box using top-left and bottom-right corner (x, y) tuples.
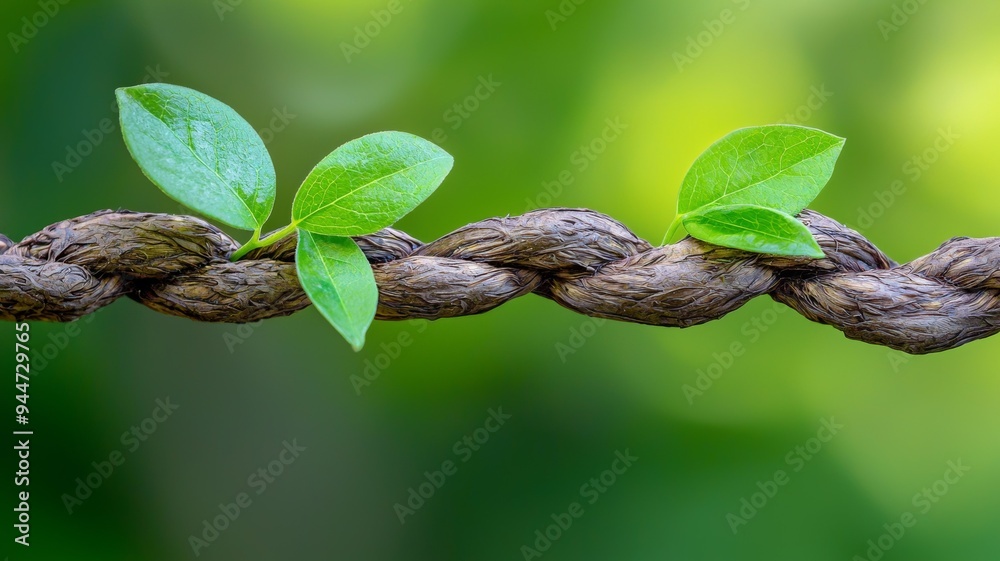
(1, 208), (998, 354)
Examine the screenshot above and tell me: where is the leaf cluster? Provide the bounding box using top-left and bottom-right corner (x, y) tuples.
(665, 125), (845, 258)
(117, 83), (452, 350)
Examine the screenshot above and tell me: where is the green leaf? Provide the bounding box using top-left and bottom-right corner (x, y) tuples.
(292, 131), (453, 236)
(295, 230), (378, 351)
(116, 83), (275, 231)
(681, 204), (825, 258)
(677, 125), (845, 216)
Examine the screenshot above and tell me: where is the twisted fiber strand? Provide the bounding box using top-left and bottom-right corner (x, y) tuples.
(1, 208), (998, 354)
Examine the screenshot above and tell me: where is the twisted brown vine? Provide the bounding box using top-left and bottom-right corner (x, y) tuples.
(1, 208), (998, 354)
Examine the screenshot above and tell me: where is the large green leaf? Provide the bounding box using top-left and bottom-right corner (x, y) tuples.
(681, 204), (825, 258)
(295, 230), (378, 351)
(677, 125), (845, 216)
(292, 131), (453, 236)
(116, 83), (275, 230)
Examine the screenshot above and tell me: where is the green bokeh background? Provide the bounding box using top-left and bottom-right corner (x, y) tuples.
(3, 0), (999, 559)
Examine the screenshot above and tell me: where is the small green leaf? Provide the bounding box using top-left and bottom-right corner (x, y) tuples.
(677, 125), (845, 216)
(116, 83), (275, 230)
(292, 131), (453, 236)
(295, 230), (378, 351)
(681, 204), (825, 258)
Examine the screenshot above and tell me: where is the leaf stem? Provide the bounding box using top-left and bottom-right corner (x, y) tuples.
(230, 221), (300, 261)
(662, 215), (684, 246)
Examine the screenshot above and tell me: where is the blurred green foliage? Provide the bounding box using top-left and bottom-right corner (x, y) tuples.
(3, 0), (999, 559)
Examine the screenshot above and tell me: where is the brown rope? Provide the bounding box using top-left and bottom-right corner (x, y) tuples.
(1, 208), (998, 354)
